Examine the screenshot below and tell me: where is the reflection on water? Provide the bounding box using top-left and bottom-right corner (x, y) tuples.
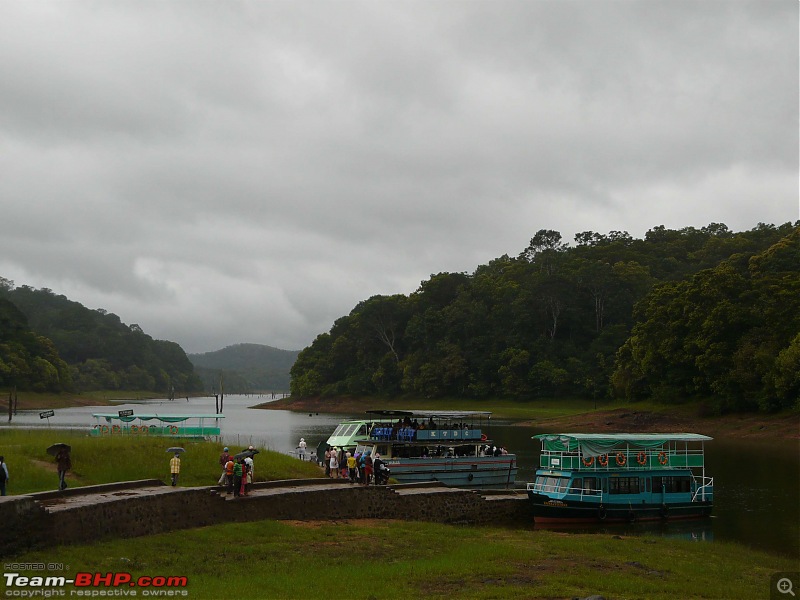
(534, 518), (715, 545)
(1, 396), (797, 558)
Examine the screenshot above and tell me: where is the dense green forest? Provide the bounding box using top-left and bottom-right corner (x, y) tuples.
(189, 343), (299, 393)
(290, 222), (800, 413)
(0, 279), (203, 394)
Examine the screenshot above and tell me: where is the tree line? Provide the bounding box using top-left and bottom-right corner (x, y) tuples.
(290, 222), (800, 413)
(0, 280), (203, 395)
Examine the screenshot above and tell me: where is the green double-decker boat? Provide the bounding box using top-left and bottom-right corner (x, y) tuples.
(526, 433), (714, 523)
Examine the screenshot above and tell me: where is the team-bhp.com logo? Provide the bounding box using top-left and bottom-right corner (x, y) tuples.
(3, 572), (188, 597)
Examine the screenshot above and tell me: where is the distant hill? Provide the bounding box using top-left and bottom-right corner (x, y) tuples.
(0, 280), (202, 394)
(188, 343), (299, 393)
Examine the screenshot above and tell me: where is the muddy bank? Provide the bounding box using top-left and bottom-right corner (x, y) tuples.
(524, 407), (799, 440)
(257, 396), (799, 441)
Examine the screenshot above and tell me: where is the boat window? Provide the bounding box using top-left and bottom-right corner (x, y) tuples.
(584, 477), (598, 491)
(609, 477), (641, 495)
(358, 424), (368, 436)
(570, 478), (583, 493)
(653, 476), (692, 493)
(544, 477), (560, 492)
(557, 478), (569, 493)
(332, 424), (346, 436)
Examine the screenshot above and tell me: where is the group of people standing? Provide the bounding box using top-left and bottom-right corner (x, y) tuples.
(218, 446), (255, 497)
(323, 446), (387, 485)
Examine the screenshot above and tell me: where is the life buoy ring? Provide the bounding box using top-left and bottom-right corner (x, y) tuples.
(111, 424), (121, 434)
(616, 452), (627, 466)
(130, 425), (138, 433)
(140, 426), (148, 434)
(169, 426), (178, 435)
(467, 473), (474, 481)
(597, 505), (607, 521)
(582, 456), (595, 467)
(658, 451), (668, 465)
(598, 454), (608, 467)
(101, 425), (109, 434)
(480, 434), (487, 441)
(636, 451), (647, 466)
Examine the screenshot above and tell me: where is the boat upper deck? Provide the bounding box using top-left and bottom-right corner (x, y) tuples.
(535, 433), (712, 471)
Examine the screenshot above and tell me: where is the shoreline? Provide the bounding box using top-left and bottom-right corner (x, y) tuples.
(256, 396), (800, 441)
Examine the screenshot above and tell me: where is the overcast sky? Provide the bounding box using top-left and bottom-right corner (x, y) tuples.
(1, 1), (797, 354)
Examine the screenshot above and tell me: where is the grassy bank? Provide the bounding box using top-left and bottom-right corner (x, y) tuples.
(11, 519), (794, 599)
(0, 429), (323, 495)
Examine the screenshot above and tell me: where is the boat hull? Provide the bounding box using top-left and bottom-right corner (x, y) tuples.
(528, 492), (712, 523)
(388, 457), (517, 488)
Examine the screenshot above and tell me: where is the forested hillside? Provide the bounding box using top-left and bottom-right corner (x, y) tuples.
(0, 279), (203, 394)
(290, 222), (800, 413)
(189, 343), (299, 393)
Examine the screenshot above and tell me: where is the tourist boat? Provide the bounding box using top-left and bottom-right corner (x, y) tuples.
(526, 433), (714, 523)
(91, 413), (224, 438)
(325, 419), (372, 451)
(339, 410), (517, 488)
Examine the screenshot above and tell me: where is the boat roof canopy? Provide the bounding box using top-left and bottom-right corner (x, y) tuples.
(366, 410), (492, 418)
(534, 433), (712, 456)
(92, 413), (224, 423)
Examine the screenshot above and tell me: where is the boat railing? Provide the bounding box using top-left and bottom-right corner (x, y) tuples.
(539, 447), (706, 471)
(692, 476), (714, 502)
(526, 481), (604, 502)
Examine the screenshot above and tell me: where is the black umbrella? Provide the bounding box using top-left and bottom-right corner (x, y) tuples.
(234, 449), (259, 460)
(166, 447), (186, 454)
(46, 443), (71, 457)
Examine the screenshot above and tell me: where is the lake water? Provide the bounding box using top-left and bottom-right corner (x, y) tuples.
(3, 394), (797, 558)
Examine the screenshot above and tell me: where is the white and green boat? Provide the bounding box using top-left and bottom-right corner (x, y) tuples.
(327, 410), (517, 488)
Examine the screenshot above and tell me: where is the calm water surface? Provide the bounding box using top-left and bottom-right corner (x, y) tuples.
(3, 394), (797, 558)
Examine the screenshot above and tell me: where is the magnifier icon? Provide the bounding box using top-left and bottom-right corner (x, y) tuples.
(778, 578), (796, 596)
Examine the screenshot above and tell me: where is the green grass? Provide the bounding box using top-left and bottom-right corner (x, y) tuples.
(10, 519), (795, 599)
(0, 429), (324, 494)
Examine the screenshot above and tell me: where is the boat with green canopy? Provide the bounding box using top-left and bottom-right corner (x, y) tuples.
(91, 413), (224, 438)
(526, 433), (714, 523)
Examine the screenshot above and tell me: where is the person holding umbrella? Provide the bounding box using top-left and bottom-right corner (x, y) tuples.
(47, 443), (72, 491)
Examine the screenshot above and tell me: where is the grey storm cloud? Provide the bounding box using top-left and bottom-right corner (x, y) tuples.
(0, 0), (797, 354)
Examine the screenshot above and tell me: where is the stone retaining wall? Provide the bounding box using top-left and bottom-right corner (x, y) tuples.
(0, 481), (534, 557)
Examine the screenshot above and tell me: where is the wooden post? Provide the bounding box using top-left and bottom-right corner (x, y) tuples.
(7, 390), (11, 422)
(13, 386), (17, 415)
(219, 374), (224, 413)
